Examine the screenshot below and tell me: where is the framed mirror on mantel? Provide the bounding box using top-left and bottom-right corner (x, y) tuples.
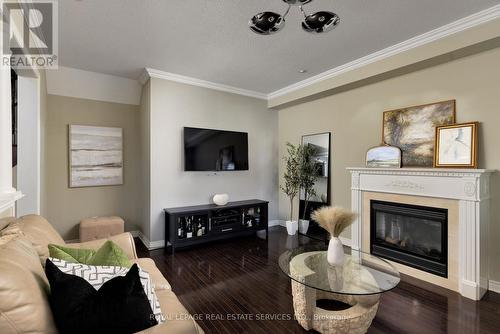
(299, 132), (331, 242)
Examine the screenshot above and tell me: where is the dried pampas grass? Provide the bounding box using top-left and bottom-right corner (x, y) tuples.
(311, 206), (357, 238)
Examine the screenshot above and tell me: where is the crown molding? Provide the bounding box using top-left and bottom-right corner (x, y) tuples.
(139, 4), (500, 104)
(140, 68), (268, 100)
(268, 4), (500, 101)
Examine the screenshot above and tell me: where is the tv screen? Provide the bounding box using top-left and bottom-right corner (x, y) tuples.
(184, 127), (249, 171)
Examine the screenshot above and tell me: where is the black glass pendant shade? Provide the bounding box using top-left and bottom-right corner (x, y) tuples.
(249, 1), (339, 35)
(302, 11), (340, 33)
(249, 12), (285, 35)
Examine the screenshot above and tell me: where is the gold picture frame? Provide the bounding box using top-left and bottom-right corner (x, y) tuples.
(434, 122), (478, 168)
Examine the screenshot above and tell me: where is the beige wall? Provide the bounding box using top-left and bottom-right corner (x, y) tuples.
(278, 46), (500, 281)
(43, 95), (141, 240)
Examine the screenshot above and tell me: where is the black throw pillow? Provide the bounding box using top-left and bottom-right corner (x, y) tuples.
(45, 259), (158, 334)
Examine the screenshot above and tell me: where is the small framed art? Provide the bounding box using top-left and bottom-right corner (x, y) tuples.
(366, 145), (402, 168)
(434, 122), (478, 168)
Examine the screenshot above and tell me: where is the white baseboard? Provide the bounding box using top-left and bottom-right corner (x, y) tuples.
(489, 280), (500, 293)
(268, 219), (283, 227)
(131, 230), (165, 250)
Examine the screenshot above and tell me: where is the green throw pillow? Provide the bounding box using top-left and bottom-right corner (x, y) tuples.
(48, 240), (131, 268)
(87, 240), (131, 268)
(48, 244), (96, 264)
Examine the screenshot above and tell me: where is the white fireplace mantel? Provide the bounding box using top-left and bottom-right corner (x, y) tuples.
(347, 167), (494, 300)
(0, 191), (24, 214)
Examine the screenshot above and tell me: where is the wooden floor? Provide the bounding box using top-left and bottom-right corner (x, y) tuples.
(136, 227), (500, 334)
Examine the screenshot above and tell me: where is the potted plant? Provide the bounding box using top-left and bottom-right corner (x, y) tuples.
(298, 144), (319, 234)
(280, 143), (301, 235)
(311, 206), (357, 266)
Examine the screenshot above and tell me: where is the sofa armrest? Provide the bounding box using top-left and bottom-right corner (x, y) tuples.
(69, 232), (138, 260)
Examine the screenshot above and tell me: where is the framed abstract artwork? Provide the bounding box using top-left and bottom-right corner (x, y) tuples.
(69, 125), (123, 187)
(382, 100), (455, 167)
(434, 122), (478, 168)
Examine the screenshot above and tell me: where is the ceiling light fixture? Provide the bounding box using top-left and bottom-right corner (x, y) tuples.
(249, 0), (339, 35)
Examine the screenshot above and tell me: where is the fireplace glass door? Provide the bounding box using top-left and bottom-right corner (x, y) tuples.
(370, 200), (448, 277)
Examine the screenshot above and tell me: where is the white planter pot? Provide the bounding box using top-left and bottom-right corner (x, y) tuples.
(298, 219), (309, 234)
(327, 237), (345, 267)
(213, 193), (229, 206)
(285, 235), (299, 249)
(286, 220), (298, 236)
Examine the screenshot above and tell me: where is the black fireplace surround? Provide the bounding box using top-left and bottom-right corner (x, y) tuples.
(370, 200), (448, 278)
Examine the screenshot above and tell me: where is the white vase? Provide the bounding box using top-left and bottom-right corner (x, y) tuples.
(298, 219), (309, 234)
(327, 237), (345, 267)
(327, 266), (344, 290)
(286, 220), (298, 236)
(213, 193), (229, 206)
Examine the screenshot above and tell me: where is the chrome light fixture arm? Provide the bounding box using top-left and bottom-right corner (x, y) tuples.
(283, 4), (292, 19)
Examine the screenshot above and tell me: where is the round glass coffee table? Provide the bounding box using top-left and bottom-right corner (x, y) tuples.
(279, 245), (400, 334)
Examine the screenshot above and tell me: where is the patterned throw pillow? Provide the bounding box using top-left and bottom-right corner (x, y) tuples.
(48, 257), (163, 322)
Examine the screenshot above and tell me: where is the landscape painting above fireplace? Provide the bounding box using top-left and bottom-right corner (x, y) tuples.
(383, 100), (455, 167)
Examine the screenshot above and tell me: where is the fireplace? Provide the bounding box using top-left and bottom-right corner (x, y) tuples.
(370, 200), (448, 278)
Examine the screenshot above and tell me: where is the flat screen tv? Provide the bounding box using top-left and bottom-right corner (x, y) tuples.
(184, 127), (249, 171)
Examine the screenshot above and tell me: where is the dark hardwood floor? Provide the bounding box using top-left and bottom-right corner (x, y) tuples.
(136, 227), (500, 334)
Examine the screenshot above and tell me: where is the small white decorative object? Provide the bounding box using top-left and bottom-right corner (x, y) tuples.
(327, 237), (345, 266)
(286, 220), (298, 235)
(298, 219), (309, 234)
(213, 193), (229, 206)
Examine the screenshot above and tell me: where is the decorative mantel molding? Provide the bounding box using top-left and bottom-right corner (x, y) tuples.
(347, 167), (494, 301)
(347, 167), (493, 201)
(0, 191), (24, 214)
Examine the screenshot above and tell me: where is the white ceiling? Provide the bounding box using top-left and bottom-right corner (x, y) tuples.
(59, 0), (500, 94)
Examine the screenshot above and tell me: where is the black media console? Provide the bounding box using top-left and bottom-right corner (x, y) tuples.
(164, 199), (268, 253)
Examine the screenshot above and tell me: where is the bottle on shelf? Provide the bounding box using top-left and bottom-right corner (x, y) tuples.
(178, 218), (184, 238)
(186, 217), (193, 238)
(197, 219), (203, 237)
